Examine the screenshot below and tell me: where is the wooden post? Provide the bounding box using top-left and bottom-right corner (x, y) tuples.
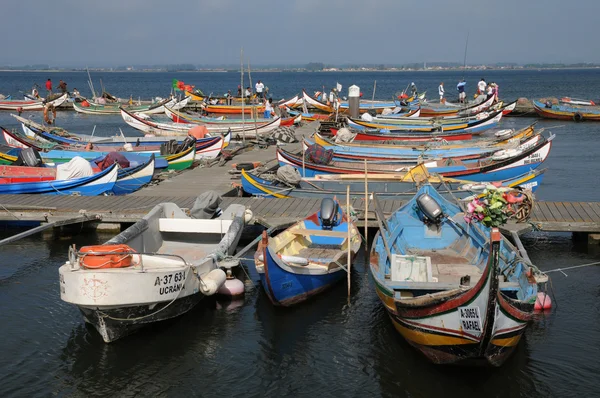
(364, 158), (368, 247)
(371, 80), (377, 108)
(240, 48), (245, 146)
(302, 145), (306, 177)
(347, 184), (351, 302)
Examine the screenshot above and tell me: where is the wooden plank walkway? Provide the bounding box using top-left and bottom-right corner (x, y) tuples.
(0, 193), (599, 232)
(0, 120), (597, 232)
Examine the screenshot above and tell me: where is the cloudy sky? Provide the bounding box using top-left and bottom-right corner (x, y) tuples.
(3, 0), (599, 66)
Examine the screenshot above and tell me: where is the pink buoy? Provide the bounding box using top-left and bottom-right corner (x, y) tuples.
(218, 277), (245, 298)
(534, 292), (552, 311)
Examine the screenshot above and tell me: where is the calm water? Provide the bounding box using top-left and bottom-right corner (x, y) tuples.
(0, 70), (599, 397)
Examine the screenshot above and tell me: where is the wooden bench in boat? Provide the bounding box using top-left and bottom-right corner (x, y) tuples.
(159, 218), (233, 234)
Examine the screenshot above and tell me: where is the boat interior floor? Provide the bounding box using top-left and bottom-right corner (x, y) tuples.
(158, 241), (214, 263)
(407, 248), (483, 285)
(296, 246), (344, 269)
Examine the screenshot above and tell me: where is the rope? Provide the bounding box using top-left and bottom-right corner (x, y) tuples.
(543, 261), (600, 275)
(0, 203), (21, 220)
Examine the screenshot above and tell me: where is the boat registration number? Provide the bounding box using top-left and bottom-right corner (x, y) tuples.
(459, 306), (482, 333)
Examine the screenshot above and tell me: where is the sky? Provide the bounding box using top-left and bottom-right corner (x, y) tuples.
(2, 0), (600, 67)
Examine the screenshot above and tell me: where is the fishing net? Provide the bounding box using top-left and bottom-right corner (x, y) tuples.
(270, 127), (297, 143)
(276, 165), (302, 186)
(334, 127), (356, 143)
(190, 191), (223, 219)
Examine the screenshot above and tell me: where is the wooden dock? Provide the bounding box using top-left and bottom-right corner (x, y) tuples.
(0, 120), (598, 236)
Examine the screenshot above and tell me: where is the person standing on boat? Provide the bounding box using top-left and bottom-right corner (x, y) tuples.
(226, 90), (233, 105)
(58, 80), (68, 94)
(72, 88), (80, 98)
(236, 85), (242, 97)
(45, 78), (52, 95)
(255, 80), (265, 99)
(31, 85), (40, 99)
(457, 80), (466, 103)
(438, 82), (444, 103)
(477, 78), (486, 95)
(410, 82), (418, 97)
(264, 98), (274, 118)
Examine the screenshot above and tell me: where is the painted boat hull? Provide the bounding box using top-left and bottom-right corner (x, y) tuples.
(369, 185), (543, 366)
(240, 168), (546, 198)
(0, 93), (68, 111)
(0, 163), (118, 195)
(277, 136), (553, 181)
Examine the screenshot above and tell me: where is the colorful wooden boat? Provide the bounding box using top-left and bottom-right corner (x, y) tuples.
(241, 166), (546, 199)
(59, 198), (247, 342)
(560, 97), (596, 106)
(418, 95), (496, 118)
(72, 96), (188, 115)
(9, 122), (226, 160)
(0, 93), (68, 111)
(255, 198), (361, 306)
(302, 133), (544, 163)
(164, 105), (298, 127)
(370, 184), (547, 366)
(276, 134), (553, 181)
(312, 124), (536, 151)
(122, 107), (281, 139)
(348, 110), (503, 134)
(533, 100), (600, 121)
(0, 162), (118, 195)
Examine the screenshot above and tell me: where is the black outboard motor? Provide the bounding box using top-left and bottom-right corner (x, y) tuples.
(319, 198), (338, 229)
(416, 193), (444, 225)
(14, 147), (43, 167)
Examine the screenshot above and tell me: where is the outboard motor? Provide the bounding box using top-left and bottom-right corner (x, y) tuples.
(14, 147), (43, 167)
(416, 193), (444, 225)
(319, 198), (338, 229)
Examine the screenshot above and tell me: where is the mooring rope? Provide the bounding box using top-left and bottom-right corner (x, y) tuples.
(543, 261), (600, 275)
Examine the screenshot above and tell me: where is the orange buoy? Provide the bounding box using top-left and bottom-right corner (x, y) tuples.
(79, 244), (136, 269)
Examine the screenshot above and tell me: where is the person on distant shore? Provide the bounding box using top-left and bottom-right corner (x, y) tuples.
(58, 80), (67, 94)
(236, 85), (242, 97)
(477, 78), (486, 95)
(264, 97), (274, 118)
(457, 79), (466, 103)
(45, 78), (52, 95)
(255, 80), (265, 99)
(438, 82), (444, 102)
(31, 85), (40, 99)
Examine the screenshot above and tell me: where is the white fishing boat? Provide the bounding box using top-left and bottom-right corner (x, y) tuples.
(59, 192), (247, 342)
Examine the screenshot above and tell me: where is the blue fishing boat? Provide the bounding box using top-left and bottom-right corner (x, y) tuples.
(369, 184), (548, 366)
(0, 163), (118, 195)
(277, 134), (553, 181)
(111, 154), (155, 195)
(254, 198), (362, 306)
(302, 133), (546, 162)
(240, 167), (546, 198)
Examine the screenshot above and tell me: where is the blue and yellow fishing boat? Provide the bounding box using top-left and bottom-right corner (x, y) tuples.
(254, 198), (361, 306)
(369, 185), (547, 366)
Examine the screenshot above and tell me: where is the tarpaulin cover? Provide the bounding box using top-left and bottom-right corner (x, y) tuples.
(305, 143), (333, 165)
(56, 156), (94, 180)
(95, 152), (130, 171)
